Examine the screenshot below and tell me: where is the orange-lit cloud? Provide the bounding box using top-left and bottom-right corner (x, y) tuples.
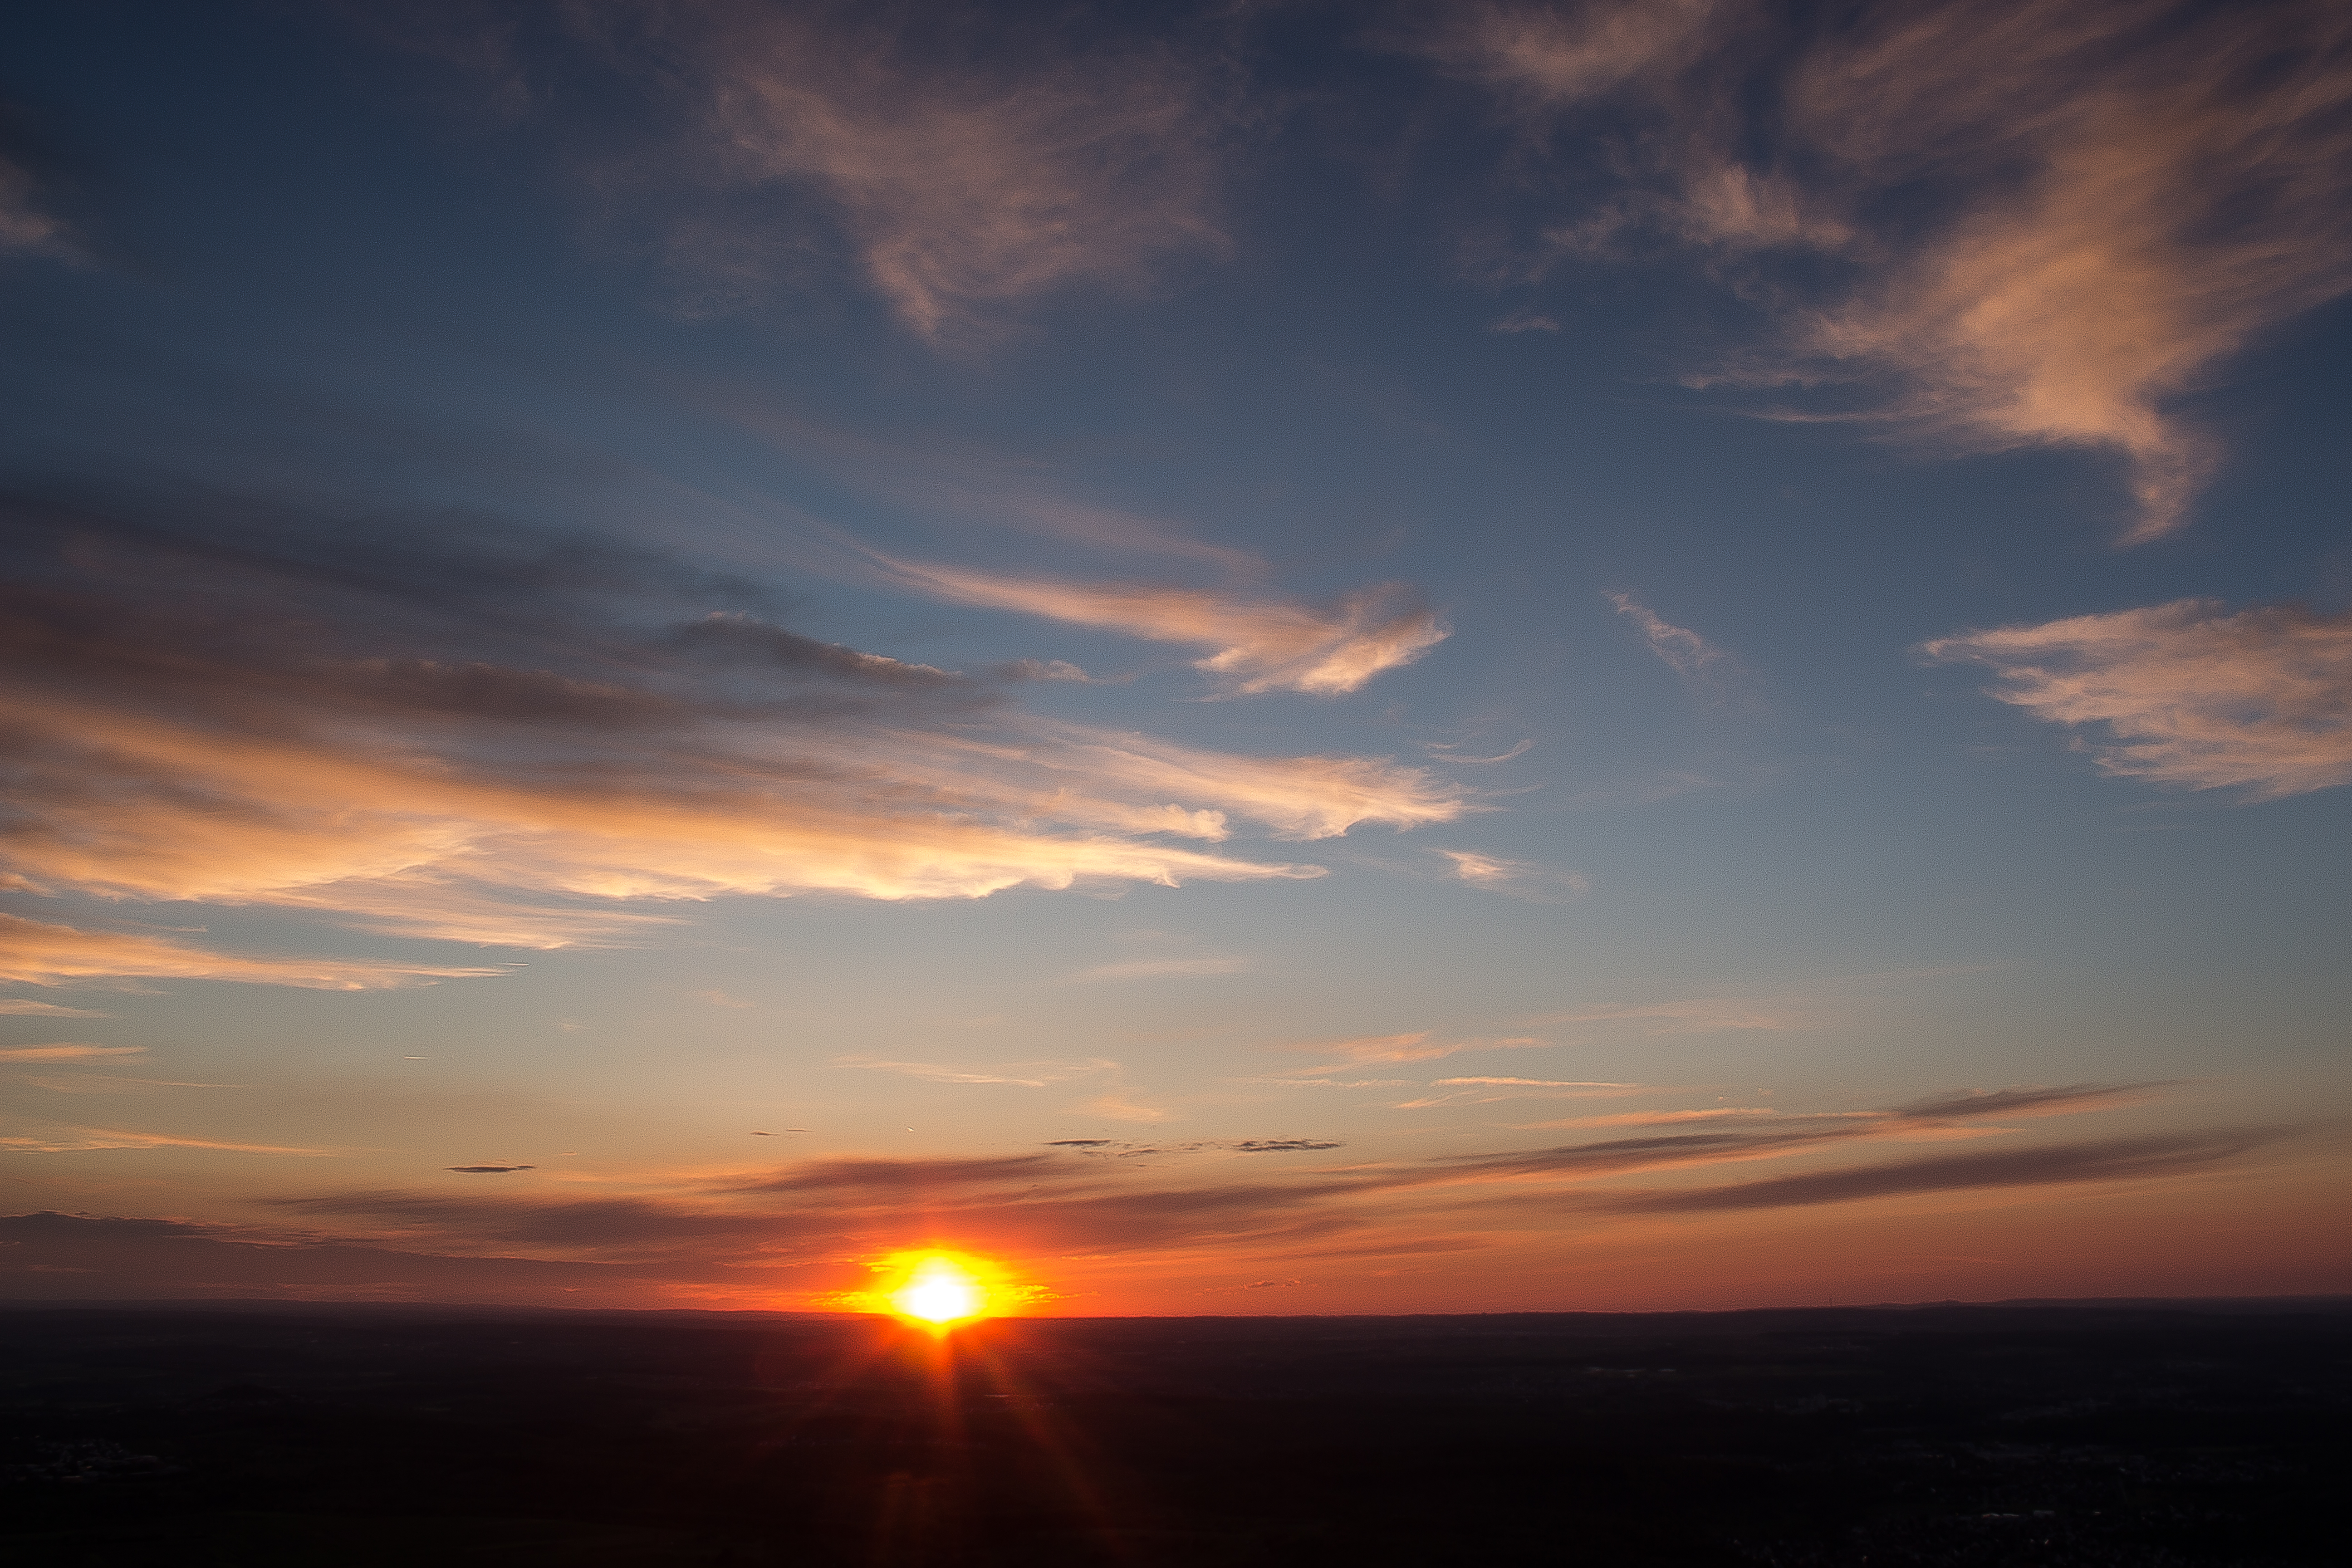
(1, 493), (1469, 973)
(1295, 1032), (1446, 1064)
(29, 1080), (2252, 1305)
(0, 1127), (334, 1155)
(880, 559), (1450, 696)
(1925, 600), (2352, 799)
(1434, 1077), (1636, 1088)
(0, 914), (504, 990)
(558, 1), (1230, 340)
(1437, 849), (1587, 901)
(836, 1057), (1117, 1088)
(1428, 0), (2352, 540)
(0, 1042), (147, 1061)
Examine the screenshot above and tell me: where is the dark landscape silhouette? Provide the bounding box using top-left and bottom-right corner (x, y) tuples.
(2, 1299), (2342, 1565)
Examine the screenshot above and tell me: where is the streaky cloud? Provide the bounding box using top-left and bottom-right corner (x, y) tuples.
(1425, 0), (2352, 541)
(1925, 600), (2352, 799)
(1597, 1129), (2288, 1213)
(1, 1127), (335, 1155)
(0, 1043), (147, 1061)
(0, 914), (504, 990)
(0, 487), (1474, 972)
(1438, 849), (1588, 901)
(878, 558), (1450, 696)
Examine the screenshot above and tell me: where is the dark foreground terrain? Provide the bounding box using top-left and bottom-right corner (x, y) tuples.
(1, 1300), (2343, 1566)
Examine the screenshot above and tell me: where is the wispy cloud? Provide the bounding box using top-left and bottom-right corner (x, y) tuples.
(1294, 1032), (1442, 1064)
(0, 103), (82, 265)
(1448, 1082), (2176, 1172)
(0, 1042), (148, 1061)
(1529, 997), (1816, 1036)
(1437, 849), (1588, 901)
(0, 999), (112, 1017)
(717, 401), (1264, 575)
(1232, 1076), (1415, 1089)
(1607, 592), (1728, 683)
(552, 1), (1232, 341)
(1925, 599), (2352, 799)
(0, 916), (504, 991)
(1424, 0), (2352, 540)
(1416, 0), (1724, 106)
(835, 1057), (1117, 1088)
(1553, 1107), (1787, 1128)
(879, 558), (1450, 696)
(1281, 1030), (1557, 1077)
(22, 1074), (241, 1093)
(1594, 1130), (2278, 1213)
(0, 1127), (335, 1155)
(1434, 1078), (1637, 1088)
(1082, 1091), (1171, 1124)
(0, 152), (75, 262)
(1069, 956), (1251, 982)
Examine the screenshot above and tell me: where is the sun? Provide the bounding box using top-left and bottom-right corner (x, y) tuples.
(876, 1250), (999, 1330)
(894, 1256), (983, 1324)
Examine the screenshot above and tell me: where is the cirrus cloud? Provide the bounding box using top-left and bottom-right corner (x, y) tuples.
(1925, 599), (2352, 799)
(532, 0), (1235, 341)
(877, 558), (1450, 697)
(1423, 0), (2352, 541)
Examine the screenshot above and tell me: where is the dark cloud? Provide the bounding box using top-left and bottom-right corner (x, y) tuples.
(1893, 1083), (2176, 1120)
(0, 485), (973, 731)
(1232, 1139), (1343, 1152)
(1595, 1130), (2288, 1215)
(268, 1191), (794, 1250)
(5, 1084), (2293, 1304)
(445, 1165), (534, 1173)
(1436, 1082), (2186, 1184)
(725, 1154), (1059, 1196)
(0, 1211), (652, 1304)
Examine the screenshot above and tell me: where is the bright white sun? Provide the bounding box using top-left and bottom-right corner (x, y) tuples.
(888, 1254), (988, 1327)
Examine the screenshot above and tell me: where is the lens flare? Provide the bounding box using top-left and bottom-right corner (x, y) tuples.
(875, 1250), (997, 1330)
(895, 1257), (981, 1323)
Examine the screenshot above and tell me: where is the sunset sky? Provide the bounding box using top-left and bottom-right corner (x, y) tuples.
(4, 0), (2347, 1314)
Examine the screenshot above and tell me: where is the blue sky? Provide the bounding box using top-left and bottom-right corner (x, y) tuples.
(2, 0), (2346, 1313)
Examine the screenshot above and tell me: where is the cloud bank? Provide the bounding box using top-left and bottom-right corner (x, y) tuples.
(0, 485), (1467, 978)
(0, 1081), (2284, 1304)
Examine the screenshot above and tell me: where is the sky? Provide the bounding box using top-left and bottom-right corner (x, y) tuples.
(2, 0), (2347, 1315)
